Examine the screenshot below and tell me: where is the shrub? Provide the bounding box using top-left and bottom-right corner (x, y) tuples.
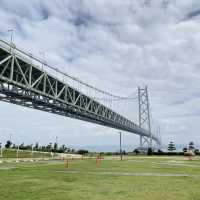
(77, 149), (89, 155)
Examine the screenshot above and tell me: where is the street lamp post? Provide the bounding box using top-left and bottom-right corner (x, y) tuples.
(0, 143), (2, 158)
(31, 144), (34, 159)
(7, 29), (14, 43)
(7, 29), (14, 52)
(39, 51), (46, 70)
(9, 133), (12, 142)
(119, 132), (122, 161)
(55, 136), (58, 144)
(16, 145), (19, 162)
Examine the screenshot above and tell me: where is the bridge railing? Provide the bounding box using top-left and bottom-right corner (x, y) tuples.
(0, 39), (125, 101)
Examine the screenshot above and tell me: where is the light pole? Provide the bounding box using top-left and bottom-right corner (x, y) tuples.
(39, 51), (46, 70)
(7, 29), (14, 52)
(16, 145), (19, 162)
(119, 132), (122, 161)
(9, 133), (12, 142)
(56, 136), (58, 144)
(0, 143), (2, 158)
(7, 29), (14, 43)
(31, 144), (34, 159)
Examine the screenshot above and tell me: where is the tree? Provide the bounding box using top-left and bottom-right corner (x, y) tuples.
(188, 142), (195, 151)
(147, 148), (153, 155)
(65, 147), (71, 153)
(57, 145), (67, 153)
(34, 142), (39, 151)
(25, 145), (32, 151)
(157, 149), (163, 155)
(183, 147), (187, 153)
(77, 149), (89, 155)
(41, 146), (46, 151)
(133, 149), (140, 155)
(167, 141), (176, 152)
(194, 149), (199, 155)
(46, 143), (52, 152)
(71, 149), (75, 153)
(53, 143), (58, 151)
(5, 140), (12, 148)
(19, 143), (25, 150)
(122, 150), (127, 155)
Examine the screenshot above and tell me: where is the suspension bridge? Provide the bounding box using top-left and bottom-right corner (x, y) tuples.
(0, 39), (161, 149)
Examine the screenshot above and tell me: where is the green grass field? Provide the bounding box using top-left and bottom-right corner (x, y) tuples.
(1, 149), (53, 158)
(0, 156), (200, 200)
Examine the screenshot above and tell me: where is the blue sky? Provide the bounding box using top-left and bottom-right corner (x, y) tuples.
(0, 0), (200, 150)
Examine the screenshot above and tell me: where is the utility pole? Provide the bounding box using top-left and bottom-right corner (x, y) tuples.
(9, 133), (12, 142)
(17, 145), (19, 162)
(0, 143), (2, 158)
(39, 51), (46, 70)
(157, 126), (161, 149)
(31, 144), (34, 158)
(119, 132), (122, 161)
(7, 29), (14, 52)
(55, 136), (58, 145)
(7, 29), (14, 44)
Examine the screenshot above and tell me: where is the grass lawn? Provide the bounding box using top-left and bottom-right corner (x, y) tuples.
(0, 156), (200, 200)
(1, 149), (53, 158)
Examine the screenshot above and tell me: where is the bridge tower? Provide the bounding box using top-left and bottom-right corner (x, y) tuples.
(138, 86), (152, 149)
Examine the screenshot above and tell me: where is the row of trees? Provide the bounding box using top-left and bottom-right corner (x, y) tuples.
(3, 141), (91, 155)
(132, 141), (200, 156)
(4, 140), (76, 153)
(167, 141), (198, 153)
(3, 140), (199, 155)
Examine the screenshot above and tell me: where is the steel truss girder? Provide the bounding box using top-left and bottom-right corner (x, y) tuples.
(0, 41), (159, 142)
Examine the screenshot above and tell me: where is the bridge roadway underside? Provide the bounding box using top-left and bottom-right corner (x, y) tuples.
(0, 41), (158, 143)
